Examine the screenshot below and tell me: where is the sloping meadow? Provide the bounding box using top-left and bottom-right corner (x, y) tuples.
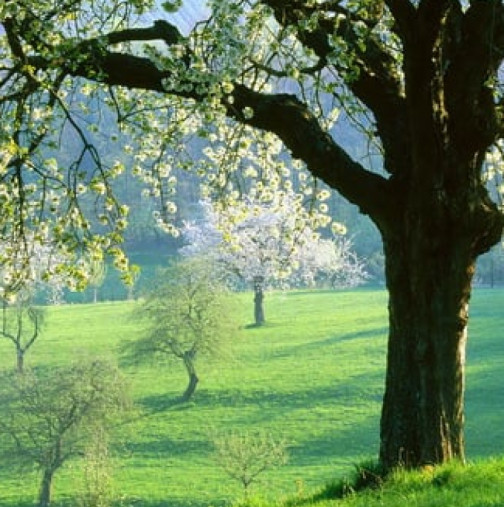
(0, 288), (502, 506)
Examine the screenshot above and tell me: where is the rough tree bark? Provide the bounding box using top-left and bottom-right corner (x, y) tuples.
(381, 238), (470, 466)
(378, 180), (495, 467)
(372, 2), (504, 467)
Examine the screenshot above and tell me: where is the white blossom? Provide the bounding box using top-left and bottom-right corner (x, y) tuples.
(180, 194), (367, 290)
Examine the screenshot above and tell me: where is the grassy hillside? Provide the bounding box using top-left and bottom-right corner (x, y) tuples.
(0, 288), (503, 506)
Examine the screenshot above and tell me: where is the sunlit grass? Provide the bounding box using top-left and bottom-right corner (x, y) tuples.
(0, 288), (503, 506)
(283, 458), (504, 507)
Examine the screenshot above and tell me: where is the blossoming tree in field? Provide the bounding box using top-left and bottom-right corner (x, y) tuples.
(181, 192), (367, 325)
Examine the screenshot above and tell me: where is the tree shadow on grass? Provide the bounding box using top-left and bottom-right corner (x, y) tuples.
(204, 367), (381, 405)
(0, 500), (34, 507)
(132, 369), (383, 460)
(289, 414), (380, 464)
(244, 321), (282, 329)
(141, 384), (342, 414)
(281, 327), (388, 354)
(138, 393), (193, 414)
(123, 435), (213, 458)
(138, 367), (384, 419)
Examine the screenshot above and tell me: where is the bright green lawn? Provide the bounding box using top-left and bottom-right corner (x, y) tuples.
(0, 288), (503, 506)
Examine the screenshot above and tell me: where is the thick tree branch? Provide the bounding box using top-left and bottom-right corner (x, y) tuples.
(53, 21), (188, 91)
(228, 85), (394, 225)
(70, 50), (170, 93)
(262, 0), (409, 177)
(22, 19), (395, 226)
(104, 20), (185, 46)
(3, 18), (27, 62)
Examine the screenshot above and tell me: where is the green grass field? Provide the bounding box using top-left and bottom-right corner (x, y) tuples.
(0, 288), (503, 506)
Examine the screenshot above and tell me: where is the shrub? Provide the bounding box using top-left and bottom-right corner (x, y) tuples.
(211, 429), (288, 497)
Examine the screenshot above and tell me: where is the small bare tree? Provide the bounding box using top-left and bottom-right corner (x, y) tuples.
(0, 360), (129, 507)
(211, 430), (288, 497)
(0, 296), (44, 373)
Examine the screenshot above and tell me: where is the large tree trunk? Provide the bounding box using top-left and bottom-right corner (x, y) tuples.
(380, 234), (473, 467)
(38, 468), (54, 507)
(373, 10), (504, 465)
(378, 155), (502, 468)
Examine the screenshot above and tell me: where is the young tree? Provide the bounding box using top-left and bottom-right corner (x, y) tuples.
(78, 425), (116, 507)
(211, 430), (288, 497)
(129, 258), (239, 401)
(0, 361), (129, 507)
(0, 237), (75, 372)
(3, 1), (504, 469)
(0, 296), (44, 373)
(181, 195), (367, 325)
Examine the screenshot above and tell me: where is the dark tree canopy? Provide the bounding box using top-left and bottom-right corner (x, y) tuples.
(2, 0), (504, 469)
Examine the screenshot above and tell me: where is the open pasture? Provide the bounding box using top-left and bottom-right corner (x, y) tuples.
(0, 288), (502, 506)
